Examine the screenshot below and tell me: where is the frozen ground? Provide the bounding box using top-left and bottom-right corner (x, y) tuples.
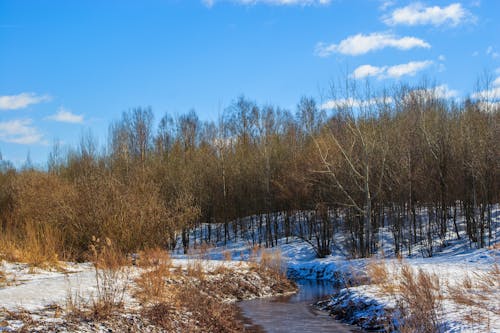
(171, 210), (500, 332)
(1, 209), (499, 332)
(0, 259), (280, 332)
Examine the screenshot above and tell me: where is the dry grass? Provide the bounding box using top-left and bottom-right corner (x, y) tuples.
(223, 250), (232, 261)
(134, 248), (172, 304)
(447, 264), (500, 329)
(366, 259), (398, 294)
(136, 247), (171, 268)
(65, 237), (129, 321)
(134, 256), (296, 333)
(197, 241), (213, 260)
(364, 261), (443, 332)
(397, 265), (442, 333)
(87, 237), (129, 320)
(142, 284), (243, 333)
(0, 269), (6, 287)
(0, 221), (62, 268)
(186, 259), (206, 280)
(249, 244), (260, 262)
(258, 249), (286, 279)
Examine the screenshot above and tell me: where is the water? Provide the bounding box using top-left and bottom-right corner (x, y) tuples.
(238, 280), (361, 332)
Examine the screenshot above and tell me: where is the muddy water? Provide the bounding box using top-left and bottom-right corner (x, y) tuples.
(238, 280), (361, 333)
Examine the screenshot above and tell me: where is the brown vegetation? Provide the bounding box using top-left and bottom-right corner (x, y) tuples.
(364, 261), (443, 332)
(134, 248), (296, 332)
(397, 265), (443, 333)
(0, 80), (498, 266)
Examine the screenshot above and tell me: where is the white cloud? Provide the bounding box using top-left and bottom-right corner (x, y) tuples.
(320, 96), (393, 110)
(386, 60), (433, 78)
(0, 119), (44, 145)
(46, 107), (84, 124)
(493, 77), (500, 87)
(472, 51), (479, 57)
(0, 93), (51, 110)
(383, 3), (474, 27)
(433, 84), (459, 99)
(203, 0), (331, 6)
(352, 64), (387, 79)
(351, 60), (433, 79)
(315, 32), (430, 57)
(438, 54), (446, 61)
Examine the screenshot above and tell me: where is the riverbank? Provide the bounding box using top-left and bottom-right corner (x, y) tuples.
(288, 240), (500, 332)
(0, 254), (296, 332)
(172, 225), (499, 332)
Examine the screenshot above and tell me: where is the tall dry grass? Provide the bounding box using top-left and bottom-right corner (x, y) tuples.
(365, 260), (443, 332)
(397, 265), (443, 333)
(87, 237), (130, 319)
(0, 221), (63, 268)
(258, 249), (286, 278)
(134, 248), (172, 304)
(0, 268), (6, 286)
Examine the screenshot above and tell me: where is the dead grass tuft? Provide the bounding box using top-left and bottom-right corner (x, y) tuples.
(87, 237), (129, 320)
(397, 265), (442, 333)
(186, 260), (205, 280)
(0, 269), (5, 286)
(223, 250), (232, 261)
(133, 247), (173, 304)
(136, 247), (171, 268)
(0, 221), (62, 269)
(258, 249), (286, 279)
(366, 259), (399, 294)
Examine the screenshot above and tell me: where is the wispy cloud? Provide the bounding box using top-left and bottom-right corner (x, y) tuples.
(0, 119), (44, 145)
(387, 60), (433, 78)
(383, 3), (474, 27)
(202, 0), (331, 7)
(315, 32), (430, 57)
(352, 60), (433, 79)
(379, 0), (395, 11)
(46, 107), (84, 124)
(0, 93), (51, 110)
(486, 46), (499, 59)
(352, 65), (387, 79)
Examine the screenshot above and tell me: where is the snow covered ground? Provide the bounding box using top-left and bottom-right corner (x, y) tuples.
(171, 211), (500, 332)
(0, 258), (295, 332)
(1, 210), (499, 332)
(0, 258), (253, 313)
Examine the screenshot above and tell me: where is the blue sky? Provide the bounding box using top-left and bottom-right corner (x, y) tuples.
(1, 0), (499, 166)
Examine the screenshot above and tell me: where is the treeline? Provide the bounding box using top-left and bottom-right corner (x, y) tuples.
(0, 82), (498, 261)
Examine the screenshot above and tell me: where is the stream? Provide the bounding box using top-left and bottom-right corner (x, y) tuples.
(238, 279), (361, 332)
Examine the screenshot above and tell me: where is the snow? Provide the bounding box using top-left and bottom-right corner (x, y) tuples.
(171, 209), (500, 332)
(1, 208), (499, 332)
(0, 259), (251, 312)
